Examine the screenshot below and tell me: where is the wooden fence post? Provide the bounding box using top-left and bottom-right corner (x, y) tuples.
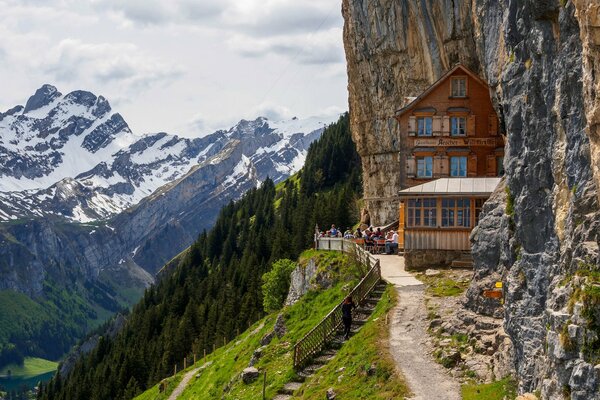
(174, 364), (177, 376)
(262, 371), (267, 400)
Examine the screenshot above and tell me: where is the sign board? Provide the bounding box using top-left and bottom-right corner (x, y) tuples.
(412, 137), (499, 147)
(495, 282), (503, 288)
(483, 289), (503, 299)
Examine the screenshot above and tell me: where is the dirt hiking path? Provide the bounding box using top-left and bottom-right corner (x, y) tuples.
(375, 255), (461, 400)
(168, 367), (200, 400)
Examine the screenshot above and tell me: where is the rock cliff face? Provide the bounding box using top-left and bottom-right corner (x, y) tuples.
(343, 1), (600, 398)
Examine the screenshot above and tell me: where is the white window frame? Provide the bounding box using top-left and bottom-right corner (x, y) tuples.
(451, 117), (466, 136)
(451, 77), (467, 97)
(450, 156), (468, 177)
(416, 156), (433, 178)
(417, 117), (433, 137)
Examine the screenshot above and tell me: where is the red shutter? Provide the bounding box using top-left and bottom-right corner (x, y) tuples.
(487, 155), (497, 177)
(488, 114), (498, 136)
(467, 115), (477, 136)
(468, 153), (478, 177)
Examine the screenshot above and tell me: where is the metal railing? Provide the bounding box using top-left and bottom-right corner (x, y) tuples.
(292, 240), (382, 369)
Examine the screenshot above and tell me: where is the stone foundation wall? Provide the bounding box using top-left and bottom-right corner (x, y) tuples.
(404, 249), (468, 271)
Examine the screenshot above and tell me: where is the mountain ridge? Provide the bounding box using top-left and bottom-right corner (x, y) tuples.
(0, 84), (338, 372)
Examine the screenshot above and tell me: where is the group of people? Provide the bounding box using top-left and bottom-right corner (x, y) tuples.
(317, 223), (399, 255)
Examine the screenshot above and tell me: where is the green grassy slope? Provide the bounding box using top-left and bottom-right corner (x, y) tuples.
(135, 252), (408, 400)
(0, 357), (57, 378)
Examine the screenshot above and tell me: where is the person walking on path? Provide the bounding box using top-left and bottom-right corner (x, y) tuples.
(341, 296), (356, 340)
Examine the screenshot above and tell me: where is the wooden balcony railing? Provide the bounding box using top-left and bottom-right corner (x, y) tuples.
(293, 239), (381, 369)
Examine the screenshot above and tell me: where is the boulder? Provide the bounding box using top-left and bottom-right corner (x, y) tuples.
(241, 367), (260, 384)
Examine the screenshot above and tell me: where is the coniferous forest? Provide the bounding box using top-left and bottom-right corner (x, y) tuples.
(38, 113), (362, 400)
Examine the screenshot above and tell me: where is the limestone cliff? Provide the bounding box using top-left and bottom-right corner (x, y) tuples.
(343, 0), (600, 398)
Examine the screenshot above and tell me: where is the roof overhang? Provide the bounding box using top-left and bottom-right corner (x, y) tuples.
(398, 177), (502, 197)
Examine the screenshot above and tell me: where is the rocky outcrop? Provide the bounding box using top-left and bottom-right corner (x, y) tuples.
(285, 258), (319, 306)
(466, 179), (510, 319)
(343, 1), (600, 398)
(342, 0), (479, 225)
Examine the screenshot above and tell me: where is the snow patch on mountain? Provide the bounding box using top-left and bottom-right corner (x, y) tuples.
(0, 84), (339, 223)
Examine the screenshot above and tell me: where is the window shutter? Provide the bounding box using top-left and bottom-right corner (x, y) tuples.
(440, 154), (449, 177)
(467, 115), (477, 136)
(488, 114), (498, 136)
(406, 155), (416, 178)
(432, 116), (442, 136)
(486, 154), (497, 177)
(442, 116), (450, 136)
(468, 153), (478, 176)
(433, 155), (443, 177)
(408, 116), (416, 136)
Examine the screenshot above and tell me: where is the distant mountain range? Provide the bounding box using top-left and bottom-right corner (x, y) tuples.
(0, 84), (338, 364)
(0, 84), (330, 223)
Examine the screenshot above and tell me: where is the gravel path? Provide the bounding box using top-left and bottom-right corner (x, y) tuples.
(168, 367), (200, 400)
(376, 255), (461, 400)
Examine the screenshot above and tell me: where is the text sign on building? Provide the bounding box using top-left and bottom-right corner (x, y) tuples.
(412, 138), (498, 147)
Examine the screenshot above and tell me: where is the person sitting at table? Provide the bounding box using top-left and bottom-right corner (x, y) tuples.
(329, 224), (338, 237)
(354, 227), (362, 239)
(374, 227), (383, 239)
(385, 230), (399, 255)
(343, 228), (353, 239)
(363, 230), (375, 248)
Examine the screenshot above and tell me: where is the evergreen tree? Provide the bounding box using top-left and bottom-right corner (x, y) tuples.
(39, 113), (362, 400)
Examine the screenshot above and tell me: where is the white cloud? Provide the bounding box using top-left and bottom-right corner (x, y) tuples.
(0, 0), (348, 136)
(43, 39), (185, 91)
(253, 102), (294, 121)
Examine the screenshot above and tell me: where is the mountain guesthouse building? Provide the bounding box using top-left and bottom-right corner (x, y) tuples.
(394, 64), (505, 186)
(393, 65), (505, 268)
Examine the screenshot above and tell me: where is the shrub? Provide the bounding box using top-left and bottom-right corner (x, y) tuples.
(262, 259), (297, 312)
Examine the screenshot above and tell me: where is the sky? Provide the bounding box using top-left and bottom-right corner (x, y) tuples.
(0, 0), (348, 137)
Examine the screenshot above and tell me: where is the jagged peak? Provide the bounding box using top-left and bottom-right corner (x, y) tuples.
(23, 84), (62, 114)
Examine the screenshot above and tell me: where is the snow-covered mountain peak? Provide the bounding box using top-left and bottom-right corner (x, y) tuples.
(23, 84), (62, 114)
(0, 85), (340, 223)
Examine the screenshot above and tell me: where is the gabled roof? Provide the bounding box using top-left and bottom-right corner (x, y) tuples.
(395, 64), (488, 118)
(398, 177), (502, 197)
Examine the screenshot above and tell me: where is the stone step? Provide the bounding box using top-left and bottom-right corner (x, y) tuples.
(451, 260), (473, 268)
(362, 298), (380, 306)
(273, 395), (292, 400)
(313, 353), (336, 364)
(301, 363), (324, 375)
(279, 381), (303, 395)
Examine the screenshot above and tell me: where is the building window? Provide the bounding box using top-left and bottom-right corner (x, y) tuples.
(417, 117), (433, 136)
(407, 198), (437, 227)
(442, 198), (471, 227)
(451, 117), (466, 136)
(450, 156), (467, 177)
(416, 157), (433, 178)
(457, 198), (471, 227)
(497, 156), (505, 176)
(451, 77), (467, 97)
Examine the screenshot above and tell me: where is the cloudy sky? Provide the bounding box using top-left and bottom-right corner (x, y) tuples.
(0, 0), (347, 137)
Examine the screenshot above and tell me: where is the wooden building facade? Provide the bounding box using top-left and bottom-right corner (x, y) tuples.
(394, 64), (505, 188)
(397, 178), (501, 251)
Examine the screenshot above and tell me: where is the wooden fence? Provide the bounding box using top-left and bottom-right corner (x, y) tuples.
(293, 239), (382, 369)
